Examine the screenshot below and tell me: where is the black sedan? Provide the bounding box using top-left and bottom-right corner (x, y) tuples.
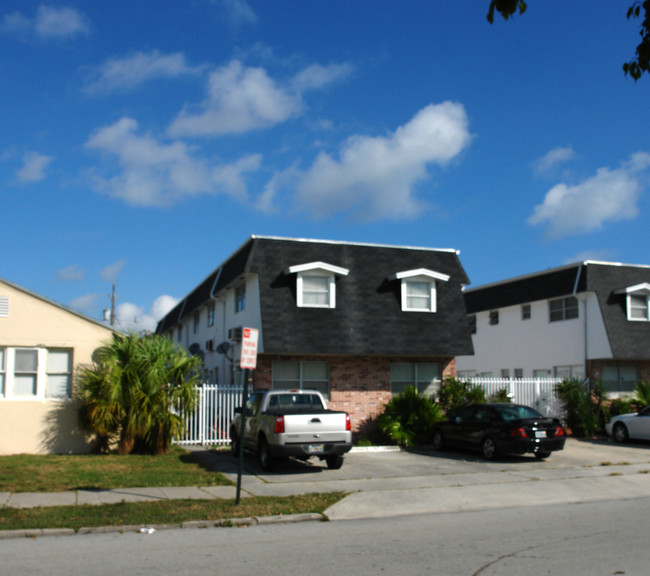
(432, 403), (566, 460)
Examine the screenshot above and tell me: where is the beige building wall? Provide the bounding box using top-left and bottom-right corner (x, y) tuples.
(0, 279), (117, 455)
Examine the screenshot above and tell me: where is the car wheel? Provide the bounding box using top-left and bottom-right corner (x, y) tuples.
(432, 429), (445, 451)
(230, 430), (240, 456)
(482, 436), (497, 460)
(326, 454), (344, 469)
(613, 422), (629, 443)
(258, 437), (276, 471)
(535, 451), (551, 459)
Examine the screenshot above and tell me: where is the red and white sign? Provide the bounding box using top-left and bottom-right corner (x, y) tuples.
(240, 327), (259, 369)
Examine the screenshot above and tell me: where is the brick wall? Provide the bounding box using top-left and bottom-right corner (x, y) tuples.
(252, 354), (456, 431)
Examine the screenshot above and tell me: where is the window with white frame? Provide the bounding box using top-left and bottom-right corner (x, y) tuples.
(0, 296), (8, 317)
(207, 303), (215, 327)
(549, 296), (579, 322)
(389, 268), (450, 313)
(0, 347), (73, 399)
(554, 365), (584, 380)
(390, 362), (441, 396)
(615, 283), (650, 321)
(629, 294), (649, 320)
(0, 348), (5, 396)
(272, 360), (330, 398)
(521, 304), (531, 320)
(14, 348), (38, 396)
(284, 262), (349, 309)
(193, 311), (200, 334)
(46, 349), (72, 398)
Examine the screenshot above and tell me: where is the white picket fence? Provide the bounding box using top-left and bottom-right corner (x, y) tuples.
(174, 384), (244, 446)
(460, 377), (566, 418)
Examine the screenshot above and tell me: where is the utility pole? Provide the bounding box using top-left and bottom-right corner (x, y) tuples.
(110, 283), (116, 326)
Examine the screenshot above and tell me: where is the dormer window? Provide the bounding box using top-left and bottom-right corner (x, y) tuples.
(284, 261), (350, 309)
(616, 283), (650, 321)
(389, 268), (450, 313)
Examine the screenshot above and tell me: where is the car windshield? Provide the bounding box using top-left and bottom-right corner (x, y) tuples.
(495, 405), (543, 421)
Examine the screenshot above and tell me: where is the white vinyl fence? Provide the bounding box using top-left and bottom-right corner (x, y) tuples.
(174, 384), (244, 446)
(460, 377), (566, 418)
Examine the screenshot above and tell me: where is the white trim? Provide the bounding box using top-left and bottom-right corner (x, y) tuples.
(615, 282), (650, 296)
(284, 261), (350, 277)
(389, 268), (450, 282)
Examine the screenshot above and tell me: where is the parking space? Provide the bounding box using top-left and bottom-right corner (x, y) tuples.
(220, 437), (650, 489)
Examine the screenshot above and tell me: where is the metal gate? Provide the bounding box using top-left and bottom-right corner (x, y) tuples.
(174, 384), (244, 446)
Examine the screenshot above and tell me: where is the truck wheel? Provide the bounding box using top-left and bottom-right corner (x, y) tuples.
(258, 437), (276, 472)
(326, 454), (344, 469)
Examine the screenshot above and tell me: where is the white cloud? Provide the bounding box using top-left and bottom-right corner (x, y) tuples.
(534, 146), (575, 176)
(55, 265), (85, 283)
(69, 293), (99, 315)
(221, 0), (257, 27)
(115, 295), (180, 333)
(528, 152), (650, 238)
(86, 117), (261, 206)
(84, 50), (204, 94)
(293, 102), (472, 221)
(291, 63), (353, 92)
(15, 151), (53, 183)
(100, 260), (126, 283)
(35, 5), (90, 38)
(1, 6), (90, 39)
(168, 60), (299, 137)
(167, 59), (351, 138)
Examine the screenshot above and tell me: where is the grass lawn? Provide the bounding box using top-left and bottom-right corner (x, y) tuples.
(0, 448), (346, 531)
(0, 447), (231, 493)
(0, 493), (345, 531)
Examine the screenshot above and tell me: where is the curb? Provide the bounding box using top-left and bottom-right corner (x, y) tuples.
(0, 512), (326, 540)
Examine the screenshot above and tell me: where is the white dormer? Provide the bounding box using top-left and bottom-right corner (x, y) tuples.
(616, 283), (650, 321)
(389, 268), (450, 313)
(284, 261), (350, 309)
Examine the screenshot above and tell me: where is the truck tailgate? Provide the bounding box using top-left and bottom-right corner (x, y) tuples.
(281, 412), (349, 443)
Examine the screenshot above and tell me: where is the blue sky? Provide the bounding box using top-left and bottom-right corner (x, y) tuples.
(2, 1), (649, 333)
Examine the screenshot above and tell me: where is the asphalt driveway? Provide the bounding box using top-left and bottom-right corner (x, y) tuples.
(216, 437), (650, 495)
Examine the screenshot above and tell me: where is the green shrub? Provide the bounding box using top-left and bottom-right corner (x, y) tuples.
(437, 377), (486, 415)
(377, 386), (443, 447)
(555, 379), (599, 437)
(488, 388), (512, 403)
(633, 381), (650, 409)
(606, 397), (634, 420)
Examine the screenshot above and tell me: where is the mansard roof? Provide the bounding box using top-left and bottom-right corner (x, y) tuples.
(156, 235), (474, 357)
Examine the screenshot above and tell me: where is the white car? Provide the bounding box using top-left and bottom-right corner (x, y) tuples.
(605, 405), (650, 442)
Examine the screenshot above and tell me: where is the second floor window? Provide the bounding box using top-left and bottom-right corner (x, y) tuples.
(207, 303), (215, 326)
(628, 294), (649, 321)
(235, 284), (246, 313)
(549, 296), (578, 322)
(193, 311), (200, 334)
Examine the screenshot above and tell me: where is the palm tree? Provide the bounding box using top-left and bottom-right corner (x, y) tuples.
(78, 332), (201, 454)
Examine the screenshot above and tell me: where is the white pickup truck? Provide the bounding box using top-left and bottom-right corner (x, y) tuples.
(231, 389), (353, 471)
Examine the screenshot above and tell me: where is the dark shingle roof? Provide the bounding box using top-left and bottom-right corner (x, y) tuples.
(585, 263), (650, 360)
(157, 236), (474, 357)
(463, 261), (650, 361)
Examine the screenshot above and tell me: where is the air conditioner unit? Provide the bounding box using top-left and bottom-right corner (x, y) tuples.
(205, 339), (214, 351)
(228, 326), (242, 342)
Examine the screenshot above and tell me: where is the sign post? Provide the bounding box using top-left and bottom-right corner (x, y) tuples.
(236, 328), (258, 504)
